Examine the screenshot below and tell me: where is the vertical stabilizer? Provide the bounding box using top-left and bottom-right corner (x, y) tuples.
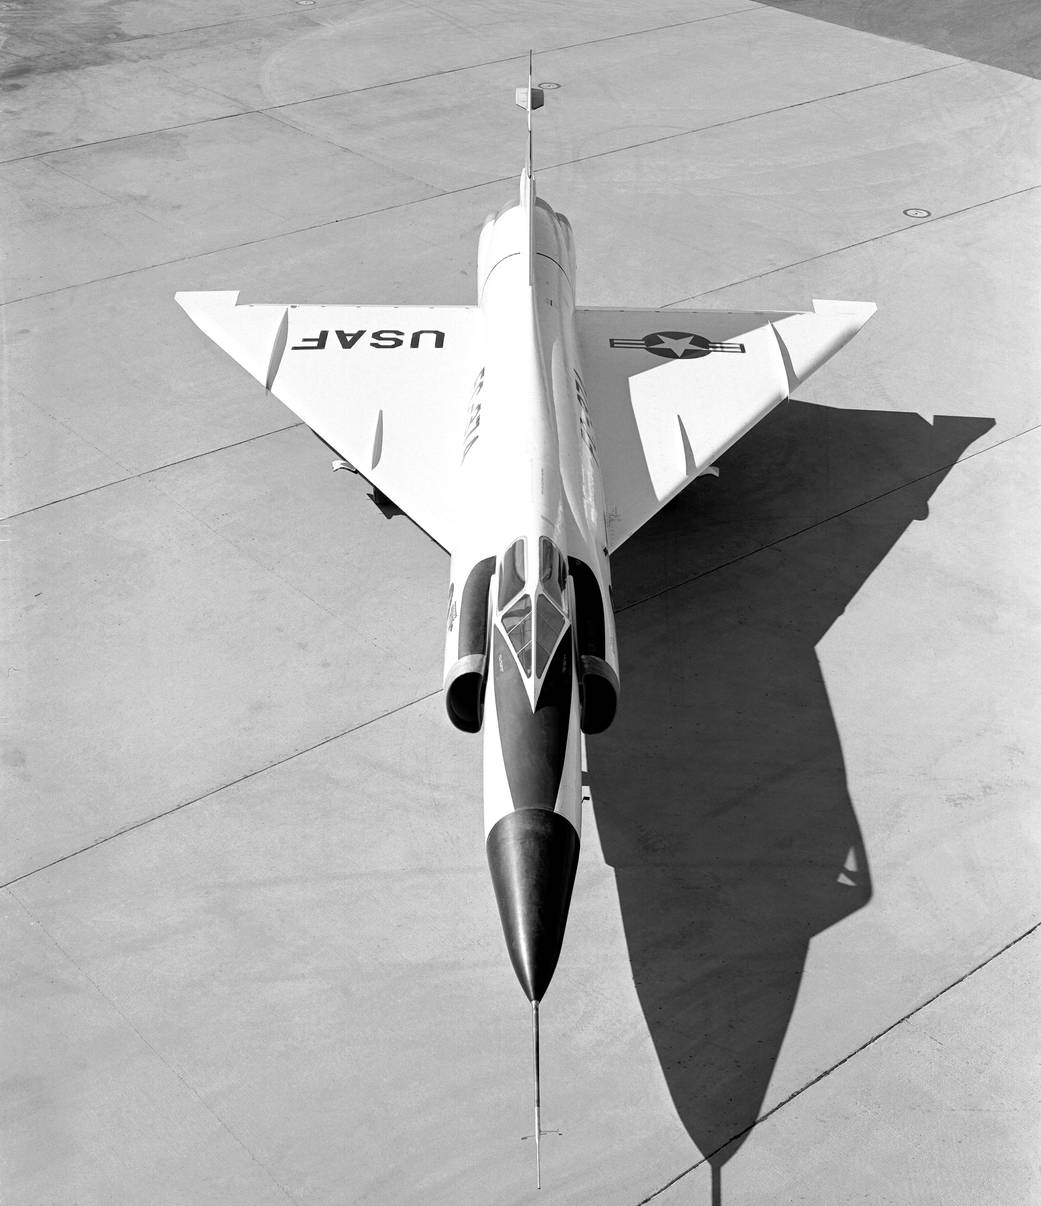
(514, 51), (544, 285)
(514, 50), (545, 181)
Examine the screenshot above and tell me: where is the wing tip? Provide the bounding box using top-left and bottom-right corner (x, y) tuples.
(174, 290), (242, 319)
(811, 298), (877, 325)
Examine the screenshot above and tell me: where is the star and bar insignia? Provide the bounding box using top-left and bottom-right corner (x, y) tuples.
(609, 331), (746, 360)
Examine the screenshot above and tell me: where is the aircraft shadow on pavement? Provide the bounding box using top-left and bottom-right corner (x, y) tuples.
(591, 400), (993, 1198)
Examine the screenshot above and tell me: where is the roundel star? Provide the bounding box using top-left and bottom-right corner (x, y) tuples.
(641, 331), (715, 359)
(651, 332), (699, 357)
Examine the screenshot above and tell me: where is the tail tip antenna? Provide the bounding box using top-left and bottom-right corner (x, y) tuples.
(514, 50), (545, 115)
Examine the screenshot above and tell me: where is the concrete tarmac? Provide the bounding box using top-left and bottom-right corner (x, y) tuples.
(2, 2), (1038, 1203)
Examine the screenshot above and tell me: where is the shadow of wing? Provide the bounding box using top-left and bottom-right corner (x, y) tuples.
(592, 404), (993, 1164)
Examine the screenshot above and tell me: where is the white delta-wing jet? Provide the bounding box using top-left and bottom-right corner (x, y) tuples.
(176, 61), (875, 1187)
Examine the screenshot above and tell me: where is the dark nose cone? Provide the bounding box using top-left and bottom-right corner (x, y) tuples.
(487, 808), (581, 1002)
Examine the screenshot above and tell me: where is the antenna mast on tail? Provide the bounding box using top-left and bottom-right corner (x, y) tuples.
(515, 50), (544, 180)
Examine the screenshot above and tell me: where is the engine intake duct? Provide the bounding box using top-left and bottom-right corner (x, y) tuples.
(568, 557), (618, 733)
(577, 654), (618, 734)
(444, 555), (495, 732)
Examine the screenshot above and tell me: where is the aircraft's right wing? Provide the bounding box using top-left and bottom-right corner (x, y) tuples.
(575, 301), (875, 550)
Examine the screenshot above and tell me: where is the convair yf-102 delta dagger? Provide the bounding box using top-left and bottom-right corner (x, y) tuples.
(176, 62), (875, 1187)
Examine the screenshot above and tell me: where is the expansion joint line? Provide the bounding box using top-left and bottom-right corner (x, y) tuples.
(0, 422), (303, 524)
(1, 61), (977, 308)
(635, 919), (1041, 1204)
(0, 688), (440, 890)
(0, 5), (760, 168)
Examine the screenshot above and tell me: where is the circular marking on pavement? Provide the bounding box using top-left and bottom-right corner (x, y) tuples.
(903, 208), (931, 218)
(538, 82), (561, 90)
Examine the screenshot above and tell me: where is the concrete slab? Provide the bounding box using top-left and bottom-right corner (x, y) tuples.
(0, 889), (296, 1206)
(651, 925), (1041, 1205)
(0, 387), (132, 519)
(617, 187), (1041, 600)
(0, 57), (244, 161)
(0, 0), (325, 62)
(274, 8), (955, 192)
(0, 156), (194, 300)
(37, 112), (439, 279)
(1, 430), (445, 880)
(557, 61), (1040, 308)
(2, 1), (1038, 1203)
(6, 421), (1037, 1203)
(5, 55), (1034, 506)
(0, 1), (757, 158)
(597, 423), (1040, 1184)
(696, 188), (1040, 437)
(1, 271), (297, 505)
(107, 13), (369, 112)
(757, 0), (1041, 80)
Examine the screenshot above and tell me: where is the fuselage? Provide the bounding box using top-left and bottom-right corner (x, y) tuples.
(442, 175), (620, 1001)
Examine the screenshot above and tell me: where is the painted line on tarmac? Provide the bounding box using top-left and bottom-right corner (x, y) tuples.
(635, 919), (1041, 1203)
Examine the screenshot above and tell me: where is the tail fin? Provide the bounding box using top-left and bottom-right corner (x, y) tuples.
(514, 50), (544, 181)
(514, 51), (544, 285)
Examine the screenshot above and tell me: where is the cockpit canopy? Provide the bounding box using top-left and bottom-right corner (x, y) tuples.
(497, 536), (569, 678)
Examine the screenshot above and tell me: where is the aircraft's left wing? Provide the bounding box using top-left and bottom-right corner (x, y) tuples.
(576, 301), (876, 550)
(176, 292), (481, 550)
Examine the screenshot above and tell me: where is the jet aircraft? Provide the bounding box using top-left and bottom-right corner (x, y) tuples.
(176, 59), (875, 1187)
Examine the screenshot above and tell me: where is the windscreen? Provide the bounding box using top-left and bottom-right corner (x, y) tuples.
(539, 536), (567, 608)
(498, 538), (526, 610)
(498, 537), (569, 679)
(502, 594), (533, 675)
(535, 593), (566, 678)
